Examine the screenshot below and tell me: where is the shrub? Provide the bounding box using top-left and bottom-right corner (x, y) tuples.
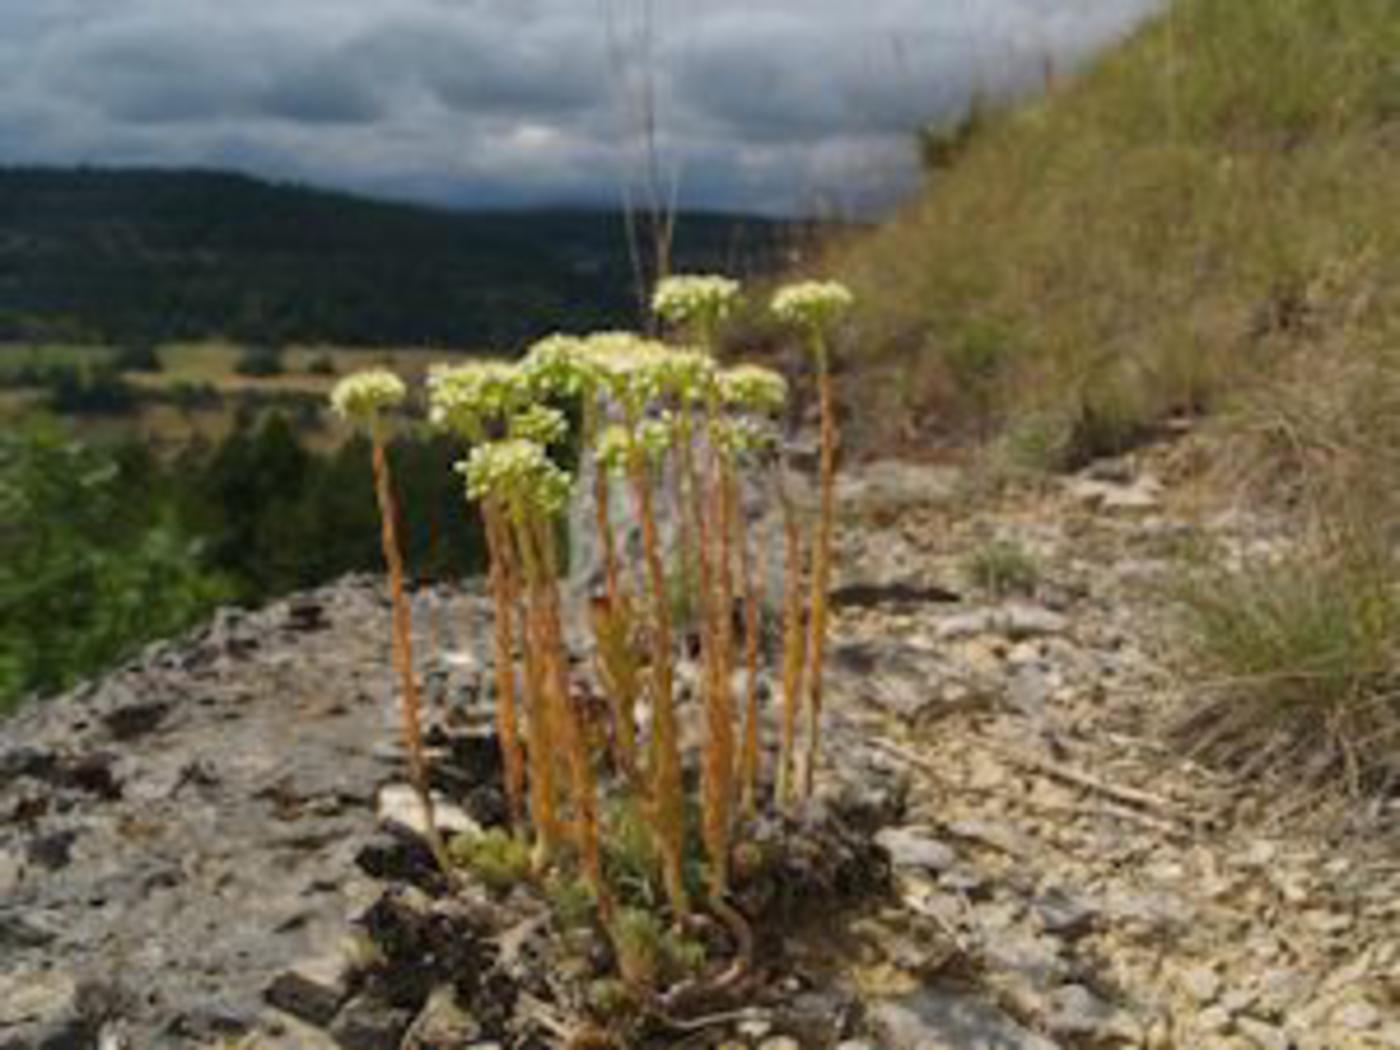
(45, 365), (137, 415)
(234, 346), (285, 378)
(1174, 547), (1400, 797)
(963, 539), (1039, 598)
(0, 424), (231, 708)
(306, 352), (337, 377)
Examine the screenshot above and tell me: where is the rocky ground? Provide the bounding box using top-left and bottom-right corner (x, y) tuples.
(2, 440), (1398, 1050)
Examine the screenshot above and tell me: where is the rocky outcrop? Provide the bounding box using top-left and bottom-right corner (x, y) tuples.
(2, 453), (1397, 1050)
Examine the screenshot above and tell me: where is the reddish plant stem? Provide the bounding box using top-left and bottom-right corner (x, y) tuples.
(704, 442), (738, 892)
(509, 503), (561, 861)
(777, 453), (808, 808)
(736, 466), (762, 817)
(482, 499), (526, 830)
(629, 448), (688, 918)
(532, 514), (613, 923)
(802, 343), (837, 799)
(370, 433), (446, 868)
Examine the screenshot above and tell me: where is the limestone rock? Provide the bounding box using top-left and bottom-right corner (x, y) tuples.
(869, 989), (1063, 1050)
(875, 827), (957, 874)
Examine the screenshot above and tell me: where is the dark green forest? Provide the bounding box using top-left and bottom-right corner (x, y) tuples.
(0, 167), (803, 347)
(0, 414), (489, 709)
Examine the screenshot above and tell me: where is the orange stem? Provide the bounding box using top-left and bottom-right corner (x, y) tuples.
(802, 348), (837, 799)
(736, 468), (762, 817)
(483, 500), (526, 830)
(534, 515), (613, 923)
(777, 457), (808, 808)
(629, 449), (688, 918)
(371, 433), (446, 867)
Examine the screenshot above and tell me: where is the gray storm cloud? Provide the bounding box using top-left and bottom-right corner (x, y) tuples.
(0, 0), (1162, 213)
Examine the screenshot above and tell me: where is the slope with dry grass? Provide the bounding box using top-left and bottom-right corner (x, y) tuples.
(819, 0), (1400, 798)
(828, 0), (1400, 464)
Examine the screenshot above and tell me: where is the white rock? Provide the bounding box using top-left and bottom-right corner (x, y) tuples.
(1180, 965), (1222, 1004)
(376, 784), (481, 839)
(0, 971), (77, 1026)
(1333, 1000), (1382, 1031)
(876, 827), (957, 873)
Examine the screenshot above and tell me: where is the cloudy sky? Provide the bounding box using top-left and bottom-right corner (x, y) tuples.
(0, 0), (1160, 215)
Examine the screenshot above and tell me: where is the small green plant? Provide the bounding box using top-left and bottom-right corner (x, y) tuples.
(963, 539), (1039, 597)
(608, 907), (707, 991)
(585, 977), (636, 1021)
(1175, 547), (1400, 795)
(547, 873), (598, 929)
(451, 829), (533, 894)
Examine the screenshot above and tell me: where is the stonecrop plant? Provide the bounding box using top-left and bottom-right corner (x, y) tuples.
(329, 369), (447, 870)
(331, 272), (853, 999)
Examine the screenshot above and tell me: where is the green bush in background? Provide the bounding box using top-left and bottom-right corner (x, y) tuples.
(0, 422), (232, 709)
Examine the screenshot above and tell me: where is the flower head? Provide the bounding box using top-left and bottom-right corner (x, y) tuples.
(427, 361), (528, 435)
(509, 404), (569, 446)
(770, 280), (855, 331)
(594, 415), (673, 476)
(457, 439), (572, 516)
(595, 424), (634, 477)
(329, 369), (406, 424)
(652, 274), (743, 329)
(636, 414), (676, 459)
(580, 333), (670, 411)
(719, 364), (788, 414)
(522, 335), (602, 399)
(657, 348), (718, 403)
(710, 416), (777, 457)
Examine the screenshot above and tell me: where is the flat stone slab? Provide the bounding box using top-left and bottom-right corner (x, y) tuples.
(870, 988), (1064, 1050)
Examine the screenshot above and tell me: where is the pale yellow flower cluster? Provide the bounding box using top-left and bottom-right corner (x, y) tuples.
(719, 364), (787, 414)
(652, 274), (742, 327)
(329, 369), (406, 422)
(457, 438), (572, 516)
(770, 280), (855, 330)
(427, 361), (526, 433)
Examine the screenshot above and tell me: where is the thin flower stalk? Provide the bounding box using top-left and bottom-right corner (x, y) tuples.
(735, 466), (762, 816)
(529, 508), (612, 923)
(592, 338), (689, 918)
(777, 457), (808, 807)
(585, 396), (637, 778)
(713, 366), (789, 813)
(802, 336), (836, 798)
(693, 467), (734, 894)
(481, 498), (526, 829)
(653, 282), (744, 894)
(627, 438), (688, 918)
(427, 361), (539, 839)
(589, 592), (641, 784)
(331, 371), (447, 869)
(771, 281), (852, 800)
(371, 432), (449, 869)
(702, 432), (738, 891)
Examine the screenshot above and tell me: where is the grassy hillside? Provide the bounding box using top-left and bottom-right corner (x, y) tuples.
(828, 0), (1400, 467)
(820, 0), (1400, 797)
(0, 168), (802, 348)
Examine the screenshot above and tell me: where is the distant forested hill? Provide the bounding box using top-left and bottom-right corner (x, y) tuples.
(0, 167), (804, 348)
